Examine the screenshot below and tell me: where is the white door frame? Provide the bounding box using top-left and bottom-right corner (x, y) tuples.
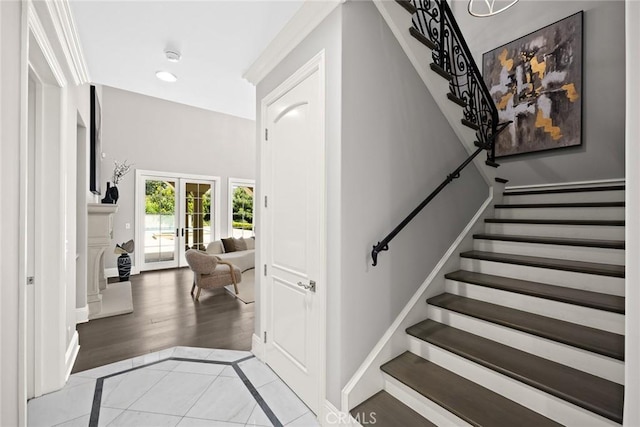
(135, 169), (221, 271)
(20, 0), (69, 404)
(258, 50), (327, 414)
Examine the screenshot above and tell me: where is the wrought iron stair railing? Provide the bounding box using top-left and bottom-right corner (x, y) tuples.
(371, 0), (508, 266)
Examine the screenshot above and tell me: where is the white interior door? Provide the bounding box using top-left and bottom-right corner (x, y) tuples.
(263, 52), (325, 414)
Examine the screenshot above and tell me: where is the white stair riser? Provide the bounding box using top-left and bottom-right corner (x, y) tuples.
(473, 240), (624, 265)
(484, 223), (625, 240)
(494, 207), (624, 221)
(445, 280), (625, 335)
(459, 258), (624, 296)
(502, 190), (625, 204)
(383, 373), (473, 427)
(424, 308), (624, 385)
(406, 342), (620, 426)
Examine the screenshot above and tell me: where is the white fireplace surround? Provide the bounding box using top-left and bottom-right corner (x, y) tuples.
(87, 203), (133, 319)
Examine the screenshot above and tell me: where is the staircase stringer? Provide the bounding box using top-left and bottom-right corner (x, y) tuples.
(372, 0), (497, 186)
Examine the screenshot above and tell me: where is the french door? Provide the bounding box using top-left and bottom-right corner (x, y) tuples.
(136, 171), (220, 271)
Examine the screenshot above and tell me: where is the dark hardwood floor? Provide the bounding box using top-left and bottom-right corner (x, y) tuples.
(72, 267), (254, 373)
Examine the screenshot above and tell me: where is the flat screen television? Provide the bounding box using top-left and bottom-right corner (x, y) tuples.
(89, 85), (101, 195)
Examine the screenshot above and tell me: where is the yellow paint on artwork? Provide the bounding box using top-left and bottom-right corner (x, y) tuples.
(535, 110), (563, 140)
(530, 56), (546, 79)
(562, 83), (579, 102)
(496, 93), (513, 110)
(498, 49), (513, 71)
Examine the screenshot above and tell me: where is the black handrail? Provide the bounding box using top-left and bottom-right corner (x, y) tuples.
(371, 146), (484, 267)
(371, 0), (507, 266)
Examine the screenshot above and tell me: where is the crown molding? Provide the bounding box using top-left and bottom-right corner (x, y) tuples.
(28, 2), (67, 87)
(243, 0), (344, 85)
(45, 0), (90, 85)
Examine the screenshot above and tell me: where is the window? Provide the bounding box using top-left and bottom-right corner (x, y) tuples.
(228, 178), (255, 238)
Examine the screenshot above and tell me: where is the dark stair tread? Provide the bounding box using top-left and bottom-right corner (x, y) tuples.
(461, 118), (480, 130)
(430, 63), (452, 80)
(485, 218), (625, 226)
(495, 201), (625, 209)
(447, 92), (467, 107)
(460, 250), (625, 278)
(351, 391), (435, 427)
(409, 27), (436, 50)
(406, 320), (624, 423)
(427, 293), (624, 360)
(445, 270), (625, 314)
(473, 233), (625, 249)
(381, 352), (562, 427)
(495, 177), (509, 183)
(396, 0), (417, 14)
(504, 184), (625, 196)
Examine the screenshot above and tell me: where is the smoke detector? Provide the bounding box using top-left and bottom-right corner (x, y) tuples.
(165, 50), (181, 63)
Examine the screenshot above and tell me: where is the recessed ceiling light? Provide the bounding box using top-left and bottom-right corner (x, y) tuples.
(156, 71), (177, 82)
(165, 50), (181, 63)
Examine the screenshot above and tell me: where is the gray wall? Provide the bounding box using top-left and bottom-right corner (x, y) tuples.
(451, 0), (625, 186)
(256, 1), (488, 408)
(337, 0), (487, 404)
(100, 87), (255, 269)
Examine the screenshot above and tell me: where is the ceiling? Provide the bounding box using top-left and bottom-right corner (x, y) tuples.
(70, 1), (305, 120)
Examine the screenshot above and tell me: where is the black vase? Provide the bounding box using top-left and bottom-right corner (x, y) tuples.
(117, 253), (131, 282)
(109, 184), (119, 204)
(101, 182), (115, 204)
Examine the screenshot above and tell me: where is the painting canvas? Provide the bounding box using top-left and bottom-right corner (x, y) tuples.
(483, 12), (583, 158)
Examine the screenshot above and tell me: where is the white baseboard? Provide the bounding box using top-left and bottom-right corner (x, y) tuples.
(341, 187), (498, 411)
(75, 305), (89, 324)
(251, 333), (265, 361)
(505, 178), (625, 191)
(64, 331), (80, 381)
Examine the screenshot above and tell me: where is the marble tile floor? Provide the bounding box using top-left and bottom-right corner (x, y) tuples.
(28, 347), (321, 427)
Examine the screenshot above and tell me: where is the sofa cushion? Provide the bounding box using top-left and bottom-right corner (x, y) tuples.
(221, 237), (236, 253)
(245, 237), (255, 250)
(233, 237), (248, 251)
(206, 240), (225, 255)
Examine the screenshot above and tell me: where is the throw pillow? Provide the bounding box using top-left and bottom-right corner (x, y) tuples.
(221, 237), (236, 253)
(233, 237), (248, 251)
(206, 240), (225, 254)
(244, 237), (255, 250)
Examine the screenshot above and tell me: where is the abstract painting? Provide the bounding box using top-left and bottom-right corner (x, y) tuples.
(483, 12), (583, 157)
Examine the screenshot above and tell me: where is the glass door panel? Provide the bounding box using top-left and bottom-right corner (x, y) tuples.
(143, 178), (178, 268)
(180, 180), (215, 265)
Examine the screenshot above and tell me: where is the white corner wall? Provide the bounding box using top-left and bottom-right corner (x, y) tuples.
(99, 86), (256, 270)
(451, 0), (625, 186)
(1, 2), (23, 424)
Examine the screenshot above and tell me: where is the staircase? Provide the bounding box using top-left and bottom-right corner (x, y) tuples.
(352, 184), (625, 425)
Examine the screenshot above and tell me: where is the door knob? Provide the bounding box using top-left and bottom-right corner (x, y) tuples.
(296, 280), (316, 292)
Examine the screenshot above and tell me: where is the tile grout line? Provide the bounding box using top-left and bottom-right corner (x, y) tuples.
(232, 359), (283, 427)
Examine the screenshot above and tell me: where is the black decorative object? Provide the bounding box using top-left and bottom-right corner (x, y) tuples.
(109, 184), (119, 204)
(101, 182), (115, 204)
(115, 239), (135, 282)
(117, 254), (132, 282)
(101, 182), (118, 204)
(90, 85), (102, 195)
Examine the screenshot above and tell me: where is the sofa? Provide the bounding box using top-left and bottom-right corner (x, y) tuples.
(205, 236), (255, 272)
